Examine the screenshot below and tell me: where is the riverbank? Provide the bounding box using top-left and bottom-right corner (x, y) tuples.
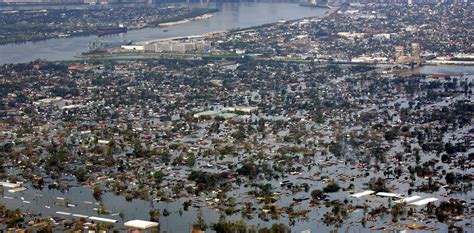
(158, 13), (214, 27)
(0, 7), (218, 45)
(0, 2), (329, 64)
(78, 6), (336, 57)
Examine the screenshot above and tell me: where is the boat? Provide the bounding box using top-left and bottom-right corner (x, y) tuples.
(97, 24), (127, 37)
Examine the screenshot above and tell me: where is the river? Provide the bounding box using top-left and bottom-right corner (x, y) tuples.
(0, 1), (328, 65)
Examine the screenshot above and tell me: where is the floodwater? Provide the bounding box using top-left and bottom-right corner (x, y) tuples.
(419, 65), (474, 75)
(1, 2), (473, 232)
(1, 65), (472, 232)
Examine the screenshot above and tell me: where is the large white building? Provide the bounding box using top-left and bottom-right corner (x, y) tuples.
(144, 40), (211, 53)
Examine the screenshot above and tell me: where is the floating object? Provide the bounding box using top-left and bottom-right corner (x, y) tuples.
(350, 190), (375, 198)
(3, 196), (14, 199)
(124, 220), (159, 229)
(22, 201), (31, 204)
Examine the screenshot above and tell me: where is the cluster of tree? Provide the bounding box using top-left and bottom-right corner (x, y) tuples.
(322, 200), (350, 227)
(237, 162), (263, 179)
(367, 177), (390, 192)
(435, 199), (466, 222)
(323, 180), (341, 193)
(0, 205), (24, 228)
(188, 171), (229, 192)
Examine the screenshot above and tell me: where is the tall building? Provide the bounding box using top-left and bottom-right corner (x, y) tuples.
(411, 43), (421, 65)
(395, 43), (422, 65)
(395, 46), (405, 61)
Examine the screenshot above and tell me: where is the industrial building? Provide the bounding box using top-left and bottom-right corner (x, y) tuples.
(144, 40), (211, 53)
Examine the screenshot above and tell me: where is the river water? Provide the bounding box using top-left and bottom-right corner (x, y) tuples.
(0, 1), (327, 65)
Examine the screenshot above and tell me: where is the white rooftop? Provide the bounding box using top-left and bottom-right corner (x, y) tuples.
(0, 182), (21, 188)
(376, 192), (403, 198)
(350, 190), (375, 198)
(409, 197), (439, 206)
(56, 211), (71, 216)
(124, 220), (159, 229)
(395, 195), (422, 203)
(89, 216), (118, 223)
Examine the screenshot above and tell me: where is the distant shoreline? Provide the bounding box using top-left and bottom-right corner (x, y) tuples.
(0, 7), (218, 45)
(0, 2), (331, 65)
(158, 13), (213, 27)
